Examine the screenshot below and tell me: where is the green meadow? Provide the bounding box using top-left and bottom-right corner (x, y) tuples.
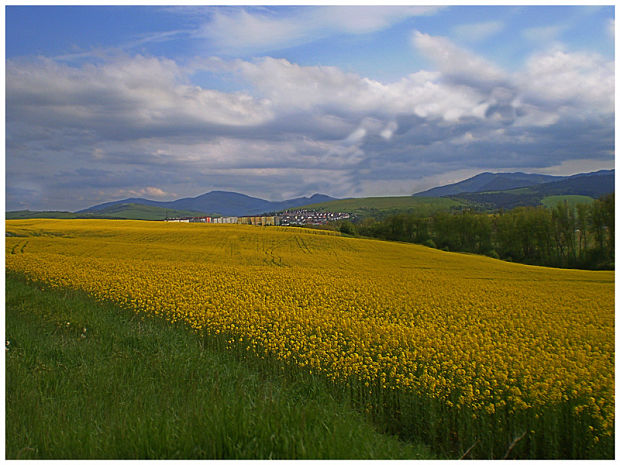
(5, 271), (434, 460)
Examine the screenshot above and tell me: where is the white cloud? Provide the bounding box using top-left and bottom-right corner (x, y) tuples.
(126, 186), (170, 198)
(316, 6), (440, 35)
(9, 40), (613, 145)
(533, 158), (615, 176)
(196, 6), (441, 54)
(197, 9), (304, 55)
(452, 21), (504, 43)
(380, 121), (398, 140)
(450, 131), (476, 145)
(518, 49), (614, 113)
(234, 57), (489, 124)
(5, 30), (615, 210)
(411, 31), (507, 85)
(7, 55), (274, 134)
(343, 127), (367, 146)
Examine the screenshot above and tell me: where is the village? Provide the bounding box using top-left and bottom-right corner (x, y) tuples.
(164, 209), (351, 226)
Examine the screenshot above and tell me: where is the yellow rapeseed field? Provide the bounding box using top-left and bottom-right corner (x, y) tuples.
(6, 219), (614, 457)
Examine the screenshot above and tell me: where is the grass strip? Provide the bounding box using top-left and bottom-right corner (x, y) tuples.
(5, 271), (435, 459)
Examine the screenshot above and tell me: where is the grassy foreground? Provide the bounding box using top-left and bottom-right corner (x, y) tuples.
(5, 271), (435, 460)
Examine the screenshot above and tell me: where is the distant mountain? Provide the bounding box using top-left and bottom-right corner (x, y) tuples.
(413, 172), (567, 197)
(79, 192), (337, 217)
(453, 170), (614, 210)
(532, 169), (614, 197)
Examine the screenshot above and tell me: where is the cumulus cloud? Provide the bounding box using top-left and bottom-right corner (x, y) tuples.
(518, 48), (614, 113)
(232, 57), (491, 123)
(5, 30), (615, 210)
(7, 55), (273, 139)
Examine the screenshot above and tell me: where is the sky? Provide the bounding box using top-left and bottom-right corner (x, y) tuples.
(5, 4), (616, 211)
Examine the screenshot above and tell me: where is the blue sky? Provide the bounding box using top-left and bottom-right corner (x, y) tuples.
(5, 5), (615, 210)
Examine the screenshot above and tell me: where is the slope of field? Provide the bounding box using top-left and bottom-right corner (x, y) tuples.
(540, 195), (595, 209)
(5, 219), (614, 458)
(6, 204), (204, 221)
(7, 272), (432, 459)
(84, 203), (206, 220)
(6, 210), (84, 219)
(294, 196), (469, 218)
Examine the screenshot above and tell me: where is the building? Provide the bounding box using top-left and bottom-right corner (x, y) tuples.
(165, 211), (344, 227)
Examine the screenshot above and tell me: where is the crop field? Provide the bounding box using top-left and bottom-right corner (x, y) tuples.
(5, 219), (614, 458)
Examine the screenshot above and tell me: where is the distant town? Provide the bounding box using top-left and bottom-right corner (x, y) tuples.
(164, 209), (351, 226)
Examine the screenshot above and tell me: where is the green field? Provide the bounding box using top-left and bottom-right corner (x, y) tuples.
(6, 271), (434, 459)
(6, 210), (83, 219)
(6, 203), (205, 221)
(540, 195), (594, 209)
(297, 196), (469, 218)
(80, 203), (206, 220)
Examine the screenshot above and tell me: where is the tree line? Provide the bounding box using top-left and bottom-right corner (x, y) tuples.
(337, 194), (614, 270)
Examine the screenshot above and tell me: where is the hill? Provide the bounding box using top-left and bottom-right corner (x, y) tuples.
(540, 195), (595, 209)
(10, 170), (612, 221)
(6, 210), (83, 219)
(292, 196), (471, 219)
(79, 192), (336, 217)
(82, 203), (206, 220)
(413, 172), (566, 197)
(6, 204), (204, 221)
(291, 170), (613, 218)
(453, 170), (614, 210)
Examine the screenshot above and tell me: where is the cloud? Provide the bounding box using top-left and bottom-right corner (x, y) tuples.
(195, 6), (441, 54)
(452, 21), (504, 43)
(380, 121), (398, 140)
(518, 48), (614, 113)
(7, 55), (274, 140)
(139, 187), (169, 198)
(233, 57), (489, 124)
(411, 31), (508, 87)
(5, 30), (614, 210)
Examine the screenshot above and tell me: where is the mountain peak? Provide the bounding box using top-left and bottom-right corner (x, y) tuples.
(80, 191), (338, 217)
(413, 171), (568, 197)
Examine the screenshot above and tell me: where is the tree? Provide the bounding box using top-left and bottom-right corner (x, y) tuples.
(339, 220), (356, 236)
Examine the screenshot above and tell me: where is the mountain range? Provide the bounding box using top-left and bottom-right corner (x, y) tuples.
(413, 169), (614, 210)
(413, 172), (567, 197)
(78, 192), (336, 217)
(7, 169), (613, 221)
